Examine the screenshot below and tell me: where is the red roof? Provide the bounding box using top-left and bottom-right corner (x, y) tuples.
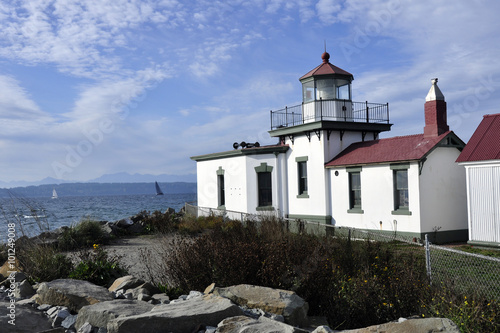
(299, 62), (353, 81)
(456, 113), (500, 162)
(326, 131), (455, 167)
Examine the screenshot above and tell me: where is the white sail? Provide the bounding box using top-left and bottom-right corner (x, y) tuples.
(52, 188), (58, 199)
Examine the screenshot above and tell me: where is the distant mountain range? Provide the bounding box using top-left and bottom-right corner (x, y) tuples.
(0, 182), (197, 198)
(0, 172), (197, 189)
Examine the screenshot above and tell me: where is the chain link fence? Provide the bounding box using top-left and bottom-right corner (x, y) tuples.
(184, 203), (500, 300)
(424, 235), (500, 301)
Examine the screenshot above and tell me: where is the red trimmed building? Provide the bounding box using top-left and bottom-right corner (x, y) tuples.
(456, 113), (500, 247)
(192, 55), (468, 243)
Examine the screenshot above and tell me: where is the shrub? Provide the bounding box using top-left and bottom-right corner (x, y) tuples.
(155, 217), (432, 330)
(58, 219), (107, 251)
(423, 284), (500, 332)
(141, 210), (178, 234)
(16, 240), (73, 283)
(69, 244), (127, 287)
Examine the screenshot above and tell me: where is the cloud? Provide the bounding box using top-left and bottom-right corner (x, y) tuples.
(0, 0), (175, 78)
(316, 0), (342, 24)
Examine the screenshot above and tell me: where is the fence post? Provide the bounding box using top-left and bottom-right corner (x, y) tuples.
(286, 106), (289, 127)
(366, 101), (369, 123)
(425, 234), (432, 285)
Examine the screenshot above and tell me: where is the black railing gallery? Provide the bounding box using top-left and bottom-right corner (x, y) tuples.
(270, 99), (389, 130)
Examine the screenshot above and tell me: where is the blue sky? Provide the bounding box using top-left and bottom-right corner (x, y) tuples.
(1, 0), (499, 183)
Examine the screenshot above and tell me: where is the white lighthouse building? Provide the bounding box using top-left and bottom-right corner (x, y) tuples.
(191, 52), (468, 243)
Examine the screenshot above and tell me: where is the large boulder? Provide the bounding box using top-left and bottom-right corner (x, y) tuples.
(216, 315), (309, 333)
(35, 279), (114, 312)
(108, 275), (144, 292)
(107, 294), (243, 333)
(75, 299), (155, 330)
(14, 279), (35, 299)
(339, 317), (460, 333)
(214, 284), (309, 327)
(0, 300), (53, 332)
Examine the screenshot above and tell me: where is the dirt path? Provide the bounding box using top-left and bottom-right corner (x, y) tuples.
(100, 233), (176, 284)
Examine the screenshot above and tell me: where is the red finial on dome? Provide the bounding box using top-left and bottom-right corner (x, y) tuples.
(321, 51), (330, 63)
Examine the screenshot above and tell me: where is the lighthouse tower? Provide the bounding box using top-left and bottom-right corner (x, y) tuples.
(268, 52), (391, 223)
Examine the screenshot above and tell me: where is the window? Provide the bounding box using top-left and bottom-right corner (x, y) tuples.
(217, 174), (225, 207)
(302, 80), (315, 103)
(258, 172), (272, 207)
(347, 167), (363, 213)
(296, 156), (308, 198)
(216, 167), (225, 208)
(394, 170), (408, 209)
(255, 163), (274, 210)
(391, 164), (411, 215)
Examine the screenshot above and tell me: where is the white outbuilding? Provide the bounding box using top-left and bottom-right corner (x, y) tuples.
(456, 113), (500, 247)
(191, 53), (468, 243)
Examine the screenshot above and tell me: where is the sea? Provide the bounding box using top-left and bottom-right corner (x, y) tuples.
(0, 193), (197, 242)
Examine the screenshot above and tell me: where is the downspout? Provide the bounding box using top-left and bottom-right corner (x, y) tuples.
(277, 150), (289, 218)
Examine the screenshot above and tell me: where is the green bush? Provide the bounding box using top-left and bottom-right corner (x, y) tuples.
(141, 210), (178, 234)
(156, 217), (434, 330)
(423, 283), (499, 332)
(69, 244), (127, 287)
(58, 219), (107, 251)
(16, 241), (73, 283)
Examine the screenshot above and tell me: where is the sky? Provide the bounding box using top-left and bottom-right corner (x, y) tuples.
(1, 0), (499, 183)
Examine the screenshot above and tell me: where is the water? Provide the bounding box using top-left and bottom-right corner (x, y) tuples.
(0, 193), (197, 241)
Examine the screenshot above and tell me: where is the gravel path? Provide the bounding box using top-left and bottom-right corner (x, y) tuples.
(100, 233), (177, 284)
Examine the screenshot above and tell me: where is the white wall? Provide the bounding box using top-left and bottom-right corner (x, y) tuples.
(329, 163), (422, 234)
(196, 156), (247, 212)
(196, 153), (282, 218)
(419, 147), (467, 234)
(463, 162), (500, 244)
(282, 130), (365, 219)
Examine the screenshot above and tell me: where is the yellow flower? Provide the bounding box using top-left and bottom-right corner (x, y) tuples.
(93, 243), (99, 250)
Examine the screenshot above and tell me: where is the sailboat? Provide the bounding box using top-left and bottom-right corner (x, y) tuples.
(52, 188), (58, 199)
(155, 181), (164, 195)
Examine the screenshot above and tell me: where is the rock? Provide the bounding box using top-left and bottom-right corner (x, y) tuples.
(11, 271), (27, 283)
(165, 207), (176, 216)
(78, 322), (95, 333)
(52, 308), (71, 327)
(137, 293), (151, 302)
(107, 294), (244, 333)
(0, 299), (53, 332)
(125, 222), (145, 234)
(0, 259), (22, 280)
(47, 306), (60, 317)
(16, 298), (36, 306)
(116, 218), (134, 228)
(35, 279), (114, 312)
(75, 299), (155, 331)
(38, 328), (66, 333)
(151, 293), (170, 304)
(38, 304), (52, 311)
(62, 314), (78, 329)
(14, 279), (35, 299)
(214, 284), (309, 327)
(187, 290), (203, 300)
(204, 283), (216, 294)
(108, 276), (144, 293)
(216, 315), (309, 333)
(338, 317), (460, 333)
(312, 326), (333, 333)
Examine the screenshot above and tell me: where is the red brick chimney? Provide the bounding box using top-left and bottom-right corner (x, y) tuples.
(424, 78), (449, 138)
